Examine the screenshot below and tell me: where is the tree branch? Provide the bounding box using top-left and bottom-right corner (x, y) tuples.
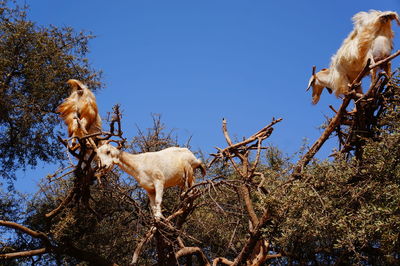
(239, 184), (259, 227)
(45, 187), (76, 218)
(212, 257), (234, 266)
(231, 210), (271, 266)
(370, 49), (400, 69)
(0, 220), (51, 247)
(0, 248), (48, 259)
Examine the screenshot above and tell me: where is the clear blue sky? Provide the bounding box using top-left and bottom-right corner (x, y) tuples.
(13, 0), (400, 192)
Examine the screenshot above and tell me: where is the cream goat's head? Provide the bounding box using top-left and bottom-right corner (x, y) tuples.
(307, 68), (332, 105)
(96, 143), (120, 170)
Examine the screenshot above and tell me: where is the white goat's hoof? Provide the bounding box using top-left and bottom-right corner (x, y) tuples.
(154, 213), (164, 221)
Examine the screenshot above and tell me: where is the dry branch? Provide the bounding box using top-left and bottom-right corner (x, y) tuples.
(45, 187), (75, 218)
(370, 49), (400, 69)
(131, 226), (157, 265)
(0, 248), (48, 259)
(0, 220), (51, 246)
(208, 117), (282, 265)
(212, 257), (234, 266)
(231, 211), (272, 266)
(210, 118), (282, 167)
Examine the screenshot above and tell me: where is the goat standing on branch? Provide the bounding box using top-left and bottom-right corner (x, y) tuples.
(307, 10), (399, 104)
(96, 143), (206, 219)
(56, 79), (102, 147)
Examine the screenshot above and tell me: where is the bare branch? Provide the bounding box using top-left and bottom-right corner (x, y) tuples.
(222, 118), (233, 146)
(131, 226), (157, 265)
(232, 210), (271, 266)
(0, 248), (48, 259)
(211, 118), (282, 166)
(45, 187), (75, 218)
(0, 220), (51, 246)
(212, 257), (234, 266)
(370, 49), (400, 69)
(239, 184), (259, 228)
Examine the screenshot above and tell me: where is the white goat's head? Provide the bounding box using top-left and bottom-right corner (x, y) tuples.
(96, 143), (120, 170)
(307, 68), (332, 104)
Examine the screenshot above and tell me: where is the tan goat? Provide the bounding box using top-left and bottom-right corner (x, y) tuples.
(96, 144), (206, 219)
(307, 10), (399, 104)
(57, 79), (102, 145)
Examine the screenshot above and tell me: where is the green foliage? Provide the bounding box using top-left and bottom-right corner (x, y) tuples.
(260, 74), (400, 264)
(0, 1), (102, 180)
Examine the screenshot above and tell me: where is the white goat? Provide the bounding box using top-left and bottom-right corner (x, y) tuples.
(96, 143), (206, 219)
(307, 10), (399, 104)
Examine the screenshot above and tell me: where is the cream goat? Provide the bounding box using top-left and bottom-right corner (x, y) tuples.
(307, 10), (399, 104)
(96, 144), (206, 219)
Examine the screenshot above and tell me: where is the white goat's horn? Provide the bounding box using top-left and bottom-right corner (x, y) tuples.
(306, 66), (317, 91)
(311, 65), (316, 76)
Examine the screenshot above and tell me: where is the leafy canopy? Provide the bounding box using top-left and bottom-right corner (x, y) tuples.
(0, 0), (102, 180)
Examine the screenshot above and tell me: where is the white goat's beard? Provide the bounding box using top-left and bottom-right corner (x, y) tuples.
(98, 163), (113, 172)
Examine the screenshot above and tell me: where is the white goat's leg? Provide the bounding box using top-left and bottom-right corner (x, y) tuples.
(153, 180), (165, 220)
(147, 191), (157, 217)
